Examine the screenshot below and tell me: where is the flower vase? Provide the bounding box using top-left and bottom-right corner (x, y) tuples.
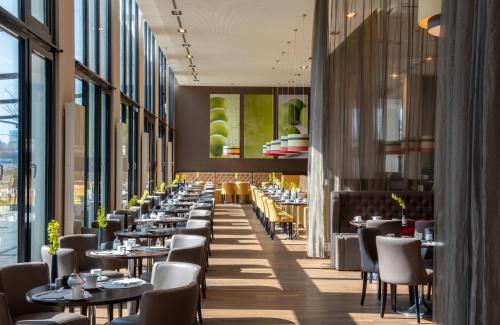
(401, 209), (407, 226)
(50, 253), (58, 283)
(98, 228), (104, 250)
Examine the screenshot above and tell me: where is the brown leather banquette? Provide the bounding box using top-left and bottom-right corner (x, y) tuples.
(330, 191), (434, 233)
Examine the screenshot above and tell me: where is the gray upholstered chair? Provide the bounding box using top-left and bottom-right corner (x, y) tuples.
(90, 219), (122, 243)
(0, 262), (88, 325)
(188, 211), (214, 239)
(167, 235), (207, 322)
(357, 227), (381, 305)
(376, 237), (433, 323)
(111, 262), (200, 325)
(41, 246), (78, 279)
(59, 234), (123, 279)
(111, 210), (134, 230)
(366, 220), (402, 237)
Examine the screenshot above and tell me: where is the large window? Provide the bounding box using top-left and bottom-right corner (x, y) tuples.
(0, 2), (54, 266)
(75, 78), (110, 226)
(144, 22), (155, 113)
(120, 0), (139, 101)
(159, 50), (167, 121)
(121, 104), (138, 201)
(74, 0), (110, 80)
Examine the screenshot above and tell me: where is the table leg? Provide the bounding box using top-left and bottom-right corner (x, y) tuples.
(87, 306), (96, 325)
(107, 304), (114, 322)
(128, 259), (136, 277)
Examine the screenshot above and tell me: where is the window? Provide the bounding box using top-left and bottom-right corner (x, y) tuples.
(159, 50), (167, 121)
(121, 104), (138, 200)
(31, 0), (47, 24)
(144, 22), (155, 113)
(0, 0), (19, 17)
(74, 0), (110, 80)
(120, 0), (139, 101)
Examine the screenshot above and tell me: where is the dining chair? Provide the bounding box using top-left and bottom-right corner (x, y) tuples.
(366, 220), (402, 237)
(59, 234), (123, 278)
(235, 182), (251, 203)
(111, 262), (200, 325)
(112, 210), (135, 230)
(376, 237), (433, 323)
(221, 182), (236, 203)
(166, 235), (207, 322)
(0, 262), (88, 325)
(265, 198), (294, 240)
(357, 227), (382, 305)
(90, 219), (122, 243)
(189, 209), (214, 239)
(41, 246), (78, 279)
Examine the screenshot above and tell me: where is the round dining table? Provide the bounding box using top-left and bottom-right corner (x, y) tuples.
(26, 282), (153, 325)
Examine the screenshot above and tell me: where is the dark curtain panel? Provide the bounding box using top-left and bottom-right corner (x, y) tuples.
(326, 0), (437, 192)
(435, 0), (500, 324)
(307, 0), (329, 258)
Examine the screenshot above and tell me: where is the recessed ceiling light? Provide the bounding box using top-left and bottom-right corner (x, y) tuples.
(171, 10), (182, 15)
(194, 79), (199, 82)
(347, 12), (357, 18)
(301, 65), (308, 70)
(425, 56), (433, 61)
(186, 54), (193, 59)
(281, 51), (286, 55)
(272, 67), (276, 70)
(178, 28), (187, 33)
(189, 64), (196, 68)
(295, 73), (301, 77)
(390, 73), (399, 79)
(182, 43), (191, 47)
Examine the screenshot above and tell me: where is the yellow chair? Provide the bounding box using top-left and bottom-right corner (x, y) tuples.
(221, 182), (236, 203)
(214, 189), (223, 204)
(261, 181), (271, 188)
(265, 198), (294, 240)
(235, 182), (251, 203)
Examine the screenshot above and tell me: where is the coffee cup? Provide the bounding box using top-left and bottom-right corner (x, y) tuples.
(90, 268), (102, 277)
(354, 215), (362, 222)
(72, 285), (84, 299)
(372, 216), (381, 220)
(85, 274), (98, 289)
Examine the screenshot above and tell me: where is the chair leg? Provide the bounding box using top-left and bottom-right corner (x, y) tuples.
(197, 291), (203, 323)
(360, 271), (367, 305)
(390, 284), (397, 312)
(414, 286), (420, 323)
(380, 282), (387, 318)
(377, 277), (381, 301)
(118, 303), (123, 318)
(427, 282), (432, 301)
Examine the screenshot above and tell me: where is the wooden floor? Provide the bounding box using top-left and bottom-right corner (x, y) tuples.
(96, 204), (433, 324)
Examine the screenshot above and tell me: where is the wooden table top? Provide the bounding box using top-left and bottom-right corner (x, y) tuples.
(85, 247), (170, 260)
(26, 283), (153, 307)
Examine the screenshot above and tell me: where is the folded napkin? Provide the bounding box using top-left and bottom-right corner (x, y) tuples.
(101, 278), (145, 289)
(33, 289), (70, 300)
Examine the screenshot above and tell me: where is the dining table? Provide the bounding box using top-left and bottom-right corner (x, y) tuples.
(26, 281), (153, 325)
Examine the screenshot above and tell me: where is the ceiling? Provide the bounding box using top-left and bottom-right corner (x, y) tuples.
(137, 0), (314, 87)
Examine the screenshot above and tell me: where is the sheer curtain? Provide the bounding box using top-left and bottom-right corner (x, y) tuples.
(435, 0), (500, 324)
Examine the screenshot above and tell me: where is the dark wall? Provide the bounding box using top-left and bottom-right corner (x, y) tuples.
(174, 85), (309, 173)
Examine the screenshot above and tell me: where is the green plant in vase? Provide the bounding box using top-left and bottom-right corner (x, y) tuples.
(47, 220), (60, 282)
(127, 195), (138, 209)
(391, 193), (407, 225)
(159, 182), (166, 192)
(96, 204), (107, 250)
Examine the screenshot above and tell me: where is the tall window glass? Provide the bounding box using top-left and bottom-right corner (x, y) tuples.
(98, 0), (109, 79)
(99, 93), (109, 208)
(88, 0), (97, 72)
(0, 30), (19, 266)
(31, 0), (47, 25)
(86, 83), (96, 225)
(74, 0), (84, 63)
(29, 53), (48, 262)
(0, 0), (18, 17)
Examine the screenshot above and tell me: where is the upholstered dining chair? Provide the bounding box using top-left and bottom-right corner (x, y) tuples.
(41, 246), (78, 279)
(366, 220), (402, 237)
(376, 237), (433, 323)
(0, 262), (88, 325)
(357, 227), (382, 305)
(221, 182), (236, 203)
(265, 198), (294, 240)
(111, 262), (200, 325)
(90, 219), (122, 244)
(59, 234), (123, 279)
(112, 210), (135, 230)
(189, 209), (214, 239)
(235, 182), (251, 203)
(166, 235), (207, 322)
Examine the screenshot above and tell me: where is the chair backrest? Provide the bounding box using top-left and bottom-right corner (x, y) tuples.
(221, 182), (235, 195)
(357, 228), (381, 272)
(176, 227), (210, 242)
(91, 219), (121, 242)
(140, 263), (200, 325)
(186, 219), (210, 229)
(366, 220), (402, 237)
(265, 198), (281, 222)
(0, 262), (60, 318)
(167, 235), (206, 267)
(376, 237), (429, 285)
(235, 182), (250, 195)
(151, 261), (200, 290)
(41, 246), (78, 278)
(192, 202), (212, 211)
(59, 234), (101, 271)
(189, 209), (211, 218)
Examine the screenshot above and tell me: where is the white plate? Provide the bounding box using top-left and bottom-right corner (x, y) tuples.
(97, 276), (109, 282)
(63, 292), (92, 301)
(83, 284), (101, 290)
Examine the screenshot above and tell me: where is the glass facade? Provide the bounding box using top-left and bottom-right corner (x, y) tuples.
(120, 0), (139, 101)
(144, 22), (155, 113)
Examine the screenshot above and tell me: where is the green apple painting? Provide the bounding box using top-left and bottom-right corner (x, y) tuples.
(209, 94), (240, 158)
(278, 95), (309, 137)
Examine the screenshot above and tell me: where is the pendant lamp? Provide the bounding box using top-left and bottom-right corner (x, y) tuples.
(418, 0), (441, 37)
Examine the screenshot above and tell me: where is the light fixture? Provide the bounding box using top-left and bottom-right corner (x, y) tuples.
(193, 78), (199, 82)
(390, 73), (399, 79)
(171, 9), (182, 15)
(186, 54), (193, 59)
(279, 136), (289, 154)
(300, 65), (308, 70)
(287, 134), (309, 153)
(418, 0), (441, 37)
(330, 30), (340, 35)
(425, 56), (433, 62)
(182, 43), (191, 47)
(188, 64), (196, 68)
(178, 28), (187, 33)
(346, 11), (357, 18)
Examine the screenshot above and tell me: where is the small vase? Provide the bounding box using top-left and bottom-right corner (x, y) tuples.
(50, 253), (58, 283)
(401, 209), (407, 226)
(98, 228), (104, 250)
